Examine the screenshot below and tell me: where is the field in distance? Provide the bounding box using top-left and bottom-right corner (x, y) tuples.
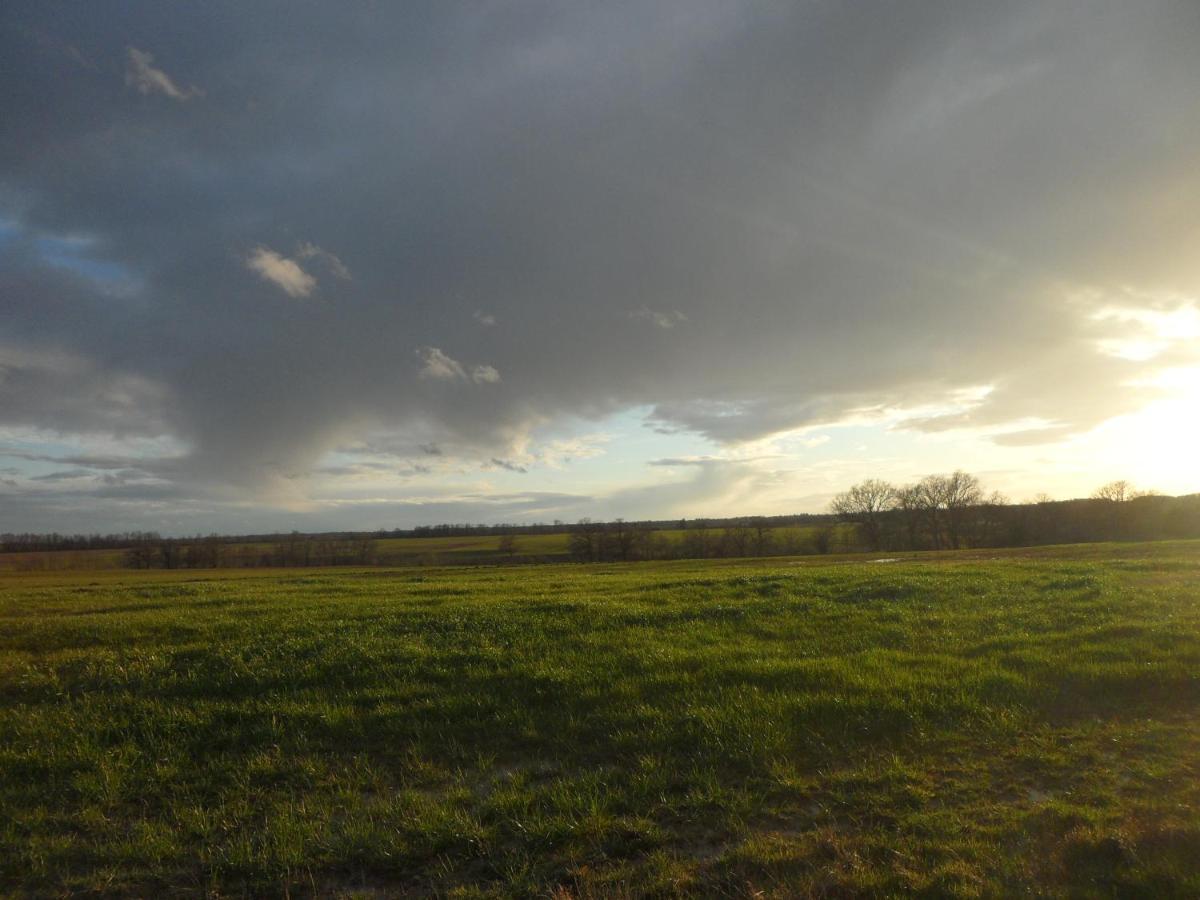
(2, 542), (1199, 896)
(0, 525), (855, 572)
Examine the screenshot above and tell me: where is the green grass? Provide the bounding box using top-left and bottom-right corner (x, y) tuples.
(2, 543), (1199, 897)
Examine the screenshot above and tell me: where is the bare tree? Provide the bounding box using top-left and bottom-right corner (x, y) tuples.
(568, 519), (600, 561)
(497, 533), (519, 558)
(681, 521), (712, 559)
(1093, 480), (1147, 539)
(894, 483), (925, 549)
(1094, 480), (1133, 502)
(920, 471), (983, 549)
(810, 525), (834, 554)
(611, 519), (635, 561)
(830, 479), (896, 551)
(750, 518), (775, 556)
(721, 523), (751, 557)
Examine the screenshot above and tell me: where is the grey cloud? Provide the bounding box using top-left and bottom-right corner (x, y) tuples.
(0, 346), (171, 438)
(2, 1), (1199, 522)
(296, 242), (350, 280)
(0, 449), (180, 480)
(29, 468), (95, 482)
(648, 457), (718, 467)
(596, 458), (788, 521)
(489, 458), (528, 474)
(630, 307), (687, 329)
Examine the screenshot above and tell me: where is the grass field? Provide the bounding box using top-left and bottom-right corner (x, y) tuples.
(2, 543), (1199, 896)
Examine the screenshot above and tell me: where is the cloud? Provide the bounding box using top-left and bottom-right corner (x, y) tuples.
(3, 2), (1200, 528)
(597, 457), (790, 520)
(30, 468), (97, 482)
(296, 242), (351, 280)
(0, 344), (171, 438)
(535, 434), (609, 467)
(246, 246), (317, 298)
(124, 47), (201, 101)
(416, 348), (501, 385)
(629, 307), (687, 329)
(416, 347), (467, 381)
(648, 456), (721, 467)
(489, 457), (527, 473)
(990, 426), (1077, 446)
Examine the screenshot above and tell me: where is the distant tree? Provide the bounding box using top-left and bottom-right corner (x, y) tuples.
(1094, 480), (1133, 502)
(355, 539), (378, 565)
(611, 519), (636, 561)
(125, 541), (160, 569)
(830, 479), (896, 550)
(568, 519), (600, 561)
(810, 525), (834, 555)
(1092, 480), (1149, 539)
(777, 527), (806, 556)
(497, 533), (519, 558)
(197, 534), (223, 568)
(681, 521), (712, 559)
(159, 539), (181, 570)
(721, 524), (751, 557)
(750, 519), (775, 556)
(629, 524), (658, 561)
(894, 484), (925, 550)
(921, 471), (984, 549)
(978, 491), (1012, 546)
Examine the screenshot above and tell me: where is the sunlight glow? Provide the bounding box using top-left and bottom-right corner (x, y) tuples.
(1090, 366), (1200, 494)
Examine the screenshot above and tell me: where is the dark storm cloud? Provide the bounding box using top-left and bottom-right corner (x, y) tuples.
(2, 1), (1200, 511)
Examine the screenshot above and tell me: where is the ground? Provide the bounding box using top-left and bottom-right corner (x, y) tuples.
(2, 542), (1199, 897)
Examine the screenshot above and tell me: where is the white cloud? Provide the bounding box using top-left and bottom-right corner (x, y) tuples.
(537, 433), (609, 467)
(1092, 299), (1200, 361)
(124, 47), (201, 101)
(416, 347), (467, 380)
(473, 310), (497, 326)
(471, 364), (501, 384)
(246, 247), (317, 298)
(416, 348), (500, 384)
(629, 307), (687, 329)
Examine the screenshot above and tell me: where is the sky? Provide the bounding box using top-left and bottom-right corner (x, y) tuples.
(1, 1), (1199, 535)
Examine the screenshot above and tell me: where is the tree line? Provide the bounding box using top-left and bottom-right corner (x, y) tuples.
(565, 517), (837, 562)
(0, 531), (167, 553)
(123, 533), (379, 569)
(829, 473), (1197, 552)
(4, 476), (1198, 569)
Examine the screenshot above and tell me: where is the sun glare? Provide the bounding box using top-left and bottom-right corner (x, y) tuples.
(1092, 366), (1200, 494)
